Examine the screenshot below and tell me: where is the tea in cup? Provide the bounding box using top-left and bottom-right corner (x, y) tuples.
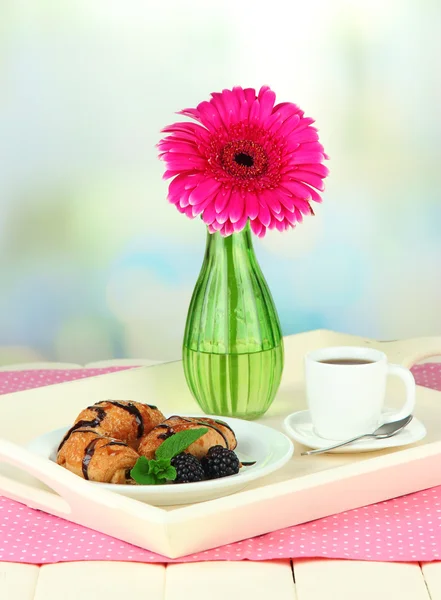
(304, 346), (416, 440)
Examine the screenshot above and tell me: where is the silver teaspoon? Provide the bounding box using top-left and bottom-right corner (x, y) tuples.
(301, 415), (413, 456)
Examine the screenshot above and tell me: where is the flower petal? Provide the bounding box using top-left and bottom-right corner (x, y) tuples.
(283, 207), (297, 225)
(282, 179), (313, 200)
(257, 198), (271, 227)
(233, 213), (249, 232)
(287, 151), (326, 165)
(289, 116), (315, 134)
(249, 99), (260, 124)
(160, 151), (206, 164)
(157, 140), (200, 155)
(272, 101), (304, 117)
(214, 188), (231, 213)
(210, 219), (223, 231)
(213, 88), (242, 127)
(184, 205), (195, 219)
(222, 220), (235, 236)
(209, 93), (230, 128)
(277, 189), (296, 210)
(258, 86), (276, 120)
(298, 141), (326, 153)
(192, 194), (217, 215)
(167, 173), (198, 203)
(285, 181), (322, 205)
(245, 193), (260, 220)
(228, 190), (245, 223)
(265, 102), (301, 130)
(250, 219), (263, 237)
(287, 170), (326, 192)
(244, 87), (257, 105)
(306, 187), (323, 203)
(226, 89), (243, 124)
(178, 108), (202, 121)
(260, 189), (282, 214)
(217, 205), (231, 224)
(178, 194), (190, 208)
(161, 122), (209, 142)
(233, 86), (250, 121)
(272, 113), (301, 137)
(290, 128), (319, 144)
(163, 169), (185, 180)
(160, 128), (211, 144)
(202, 203), (218, 225)
(297, 163), (330, 177)
(189, 178), (222, 206)
(196, 101), (225, 132)
(295, 208), (304, 221)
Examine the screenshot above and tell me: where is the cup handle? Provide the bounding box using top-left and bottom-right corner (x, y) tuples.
(380, 363), (416, 424)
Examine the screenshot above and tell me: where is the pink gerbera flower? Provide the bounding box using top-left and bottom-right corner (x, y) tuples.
(158, 86), (329, 237)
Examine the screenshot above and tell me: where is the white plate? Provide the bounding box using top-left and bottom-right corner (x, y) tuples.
(26, 414), (294, 506)
(284, 409), (427, 453)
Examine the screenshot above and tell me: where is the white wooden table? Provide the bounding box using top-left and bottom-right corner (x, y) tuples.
(3, 559), (441, 600)
(1, 357), (441, 600)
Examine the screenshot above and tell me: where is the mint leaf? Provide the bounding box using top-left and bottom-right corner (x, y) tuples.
(156, 465), (177, 481)
(155, 458), (171, 470)
(155, 427), (209, 460)
(130, 456), (152, 483)
(130, 429), (208, 484)
(130, 457), (176, 485)
(163, 465), (177, 480)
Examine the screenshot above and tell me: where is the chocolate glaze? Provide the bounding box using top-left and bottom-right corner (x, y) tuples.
(103, 440), (128, 449)
(60, 428), (130, 480)
(96, 401), (145, 438)
(58, 406), (106, 451)
(214, 419), (236, 438)
(82, 437), (101, 479)
(58, 400), (157, 454)
(157, 425), (174, 440)
(193, 419), (229, 449)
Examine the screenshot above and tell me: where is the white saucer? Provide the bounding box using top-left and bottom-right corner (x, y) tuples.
(283, 409), (427, 453)
(26, 414), (294, 506)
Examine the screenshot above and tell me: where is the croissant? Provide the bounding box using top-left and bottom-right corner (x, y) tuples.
(57, 429), (139, 484)
(138, 415), (237, 460)
(58, 400), (165, 451)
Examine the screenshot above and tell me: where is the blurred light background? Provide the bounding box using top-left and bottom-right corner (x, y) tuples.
(0, 0), (440, 365)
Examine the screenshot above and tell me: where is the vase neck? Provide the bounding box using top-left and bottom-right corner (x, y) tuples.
(204, 222), (255, 261)
(184, 221), (282, 355)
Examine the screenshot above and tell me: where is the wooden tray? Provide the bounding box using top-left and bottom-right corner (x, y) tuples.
(1, 329), (441, 559)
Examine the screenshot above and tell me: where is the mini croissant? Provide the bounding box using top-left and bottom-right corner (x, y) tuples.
(58, 400), (165, 451)
(57, 429), (139, 484)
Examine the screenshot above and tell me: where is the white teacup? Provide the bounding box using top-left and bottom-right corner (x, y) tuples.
(304, 346), (416, 441)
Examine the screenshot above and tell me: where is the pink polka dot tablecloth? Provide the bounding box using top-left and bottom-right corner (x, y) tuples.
(0, 363), (441, 565)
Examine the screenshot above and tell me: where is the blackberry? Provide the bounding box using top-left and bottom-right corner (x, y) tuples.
(202, 445), (240, 479)
(170, 453), (205, 484)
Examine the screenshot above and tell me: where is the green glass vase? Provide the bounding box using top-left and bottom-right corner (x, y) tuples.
(182, 222), (284, 420)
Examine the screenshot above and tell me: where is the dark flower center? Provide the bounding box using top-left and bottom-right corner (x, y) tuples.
(220, 140), (268, 180)
(234, 152), (254, 167)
